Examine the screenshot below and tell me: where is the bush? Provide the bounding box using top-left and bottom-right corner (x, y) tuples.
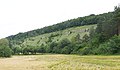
(61, 45), (73, 54)
(97, 44), (111, 55)
(97, 35), (120, 55)
(78, 47), (89, 55)
(0, 46), (12, 57)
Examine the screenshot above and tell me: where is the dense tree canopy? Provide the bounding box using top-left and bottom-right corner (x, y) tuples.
(0, 39), (12, 57)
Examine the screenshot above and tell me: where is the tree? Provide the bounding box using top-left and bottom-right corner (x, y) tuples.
(37, 44), (46, 53)
(61, 45), (72, 54)
(89, 26), (96, 39)
(114, 6), (120, 35)
(82, 34), (89, 43)
(48, 42), (57, 53)
(71, 34), (82, 44)
(58, 38), (71, 49)
(23, 47), (30, 55)
(0, 39), (12, 57)
(13, 46), (22, 55)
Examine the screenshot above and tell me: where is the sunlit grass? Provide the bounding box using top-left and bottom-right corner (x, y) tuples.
(0, 54), (119, 70)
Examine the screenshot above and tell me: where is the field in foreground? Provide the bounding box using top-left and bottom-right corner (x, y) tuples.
(0, 54), (120, 70)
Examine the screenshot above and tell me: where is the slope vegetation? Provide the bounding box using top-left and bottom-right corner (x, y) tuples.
(22, 25), (96, 47)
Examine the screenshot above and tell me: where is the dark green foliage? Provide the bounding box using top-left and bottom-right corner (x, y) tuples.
(13, 47), (22, 55)
(42, 38), (74, 54)
(22, 45), (38, 55)
(72, 34), (82, 44)
(61, 45), (72, 54)
(77, 6), (120, 55)
(0, 39), (12, 57)
(82, 34), (90, 43)
(96, 20), (116, 40)
(48, 37), (52, 42)
(22, 47), (30, 55)
(114, 6), (120, 23)
(52, 45), (61, 53)
(58, 39), (71, 48)
(0, 46), (12, 57)
(96, 35), (120, 55)
(48, 42), (57, 53)
(79, 47), (92, 55)
(37, 45), (46, 53)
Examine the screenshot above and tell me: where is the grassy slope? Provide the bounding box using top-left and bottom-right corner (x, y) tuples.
(17, 24), (96, 47)
(0, 54), (119, 70)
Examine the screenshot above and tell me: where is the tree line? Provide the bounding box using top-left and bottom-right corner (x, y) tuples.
(0, 6), (120, 57)
(7, 12), (114, 49)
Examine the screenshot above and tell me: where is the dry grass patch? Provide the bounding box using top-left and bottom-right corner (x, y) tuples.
(0, 54), (120, 70)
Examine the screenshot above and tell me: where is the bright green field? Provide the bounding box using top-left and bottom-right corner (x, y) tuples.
(0, 54), (119, 70)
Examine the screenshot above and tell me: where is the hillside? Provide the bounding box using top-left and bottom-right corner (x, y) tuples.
(1, 6), (120, 57)
(6, 24), (96, 55)
(1, 12), (114, 54)
(7, 12), (113, 49)
(17, 25), (96, 47)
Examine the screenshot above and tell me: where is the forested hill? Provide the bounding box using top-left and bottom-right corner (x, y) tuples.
(1, 5), (120, 57)
(7, 12), (114, 42)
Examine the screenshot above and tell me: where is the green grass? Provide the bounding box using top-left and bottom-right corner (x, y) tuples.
(21, 24), (96, 47)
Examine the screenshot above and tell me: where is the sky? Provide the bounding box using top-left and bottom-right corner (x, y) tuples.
(0, 0), (119, 39)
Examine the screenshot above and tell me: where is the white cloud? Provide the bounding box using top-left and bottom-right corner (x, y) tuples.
(0, 0), (119, 38)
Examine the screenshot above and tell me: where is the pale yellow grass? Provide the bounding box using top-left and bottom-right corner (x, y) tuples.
(0, 54), (120, 70)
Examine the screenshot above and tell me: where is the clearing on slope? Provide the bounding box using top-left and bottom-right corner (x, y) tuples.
(21, 24), (96, 47)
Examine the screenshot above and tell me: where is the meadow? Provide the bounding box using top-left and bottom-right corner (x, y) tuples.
(0, 54), (120, 70)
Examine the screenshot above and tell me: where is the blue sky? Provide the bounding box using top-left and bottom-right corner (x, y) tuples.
(0, 0), (119, 38)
